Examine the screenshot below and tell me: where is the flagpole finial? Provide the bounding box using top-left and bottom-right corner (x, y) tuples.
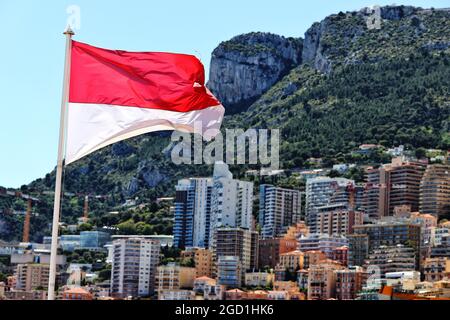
(64, 26), (75, 36)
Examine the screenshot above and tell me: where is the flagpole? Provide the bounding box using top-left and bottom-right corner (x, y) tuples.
(47, 26), (74, 300)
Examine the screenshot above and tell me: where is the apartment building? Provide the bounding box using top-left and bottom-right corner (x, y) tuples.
(155, 264), (196, 295)
(158, 289), (195, 300)
(364, 157), (426, 218)
(420, 164), (450, 219)
(174, 162), (254, 249)
(209, 162), (254, 240)
(311, 203), (364, 235)
(204, 284), (226, 300)
(305, 177), (357, 229)
(194, 248), (213, 278)
(283, 221), (309, 240)
(363, 245), (416, 276)
(303, 250), (327, 269)
(258, 238), (298, 269)
(15, 263), (49, 291)
(335, 266), (364, 300)
(110, 238), (160, 298)
(244, 272), (274, 287)
(212, 228), (258, 273)
(408, 212), (438, 247)
(307, 261), (343, 300)
(259, 184), (302, 239)
(432, 224), (450, 246)
(193, 276), (216, 293)
(62, 287), (93, 300)
(423, 257), (450, 282)
(181, 247), (214, 278)
(217, 256), (242, 288)
(298, 233), (349, 259)
(277, 250), (304, 272)
(331, 246), (348, 266)
(174, 177), (212, 248)
(349, 219), (421, 270)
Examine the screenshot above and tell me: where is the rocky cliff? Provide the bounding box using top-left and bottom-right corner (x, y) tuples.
(207, 32), (302, 113)
(208, 5), (435, 109)
(301, 5), (424, 74)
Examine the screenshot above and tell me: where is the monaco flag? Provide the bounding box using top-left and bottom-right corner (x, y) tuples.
(65, 41), (225, 164)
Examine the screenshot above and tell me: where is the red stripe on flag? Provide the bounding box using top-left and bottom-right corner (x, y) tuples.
(69, 41), (220, 112)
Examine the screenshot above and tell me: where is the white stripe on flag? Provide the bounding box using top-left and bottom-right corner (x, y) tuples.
(65, 103), (225, 164)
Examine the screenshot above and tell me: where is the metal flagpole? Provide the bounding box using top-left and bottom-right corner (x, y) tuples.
(47, 26), (74, 300)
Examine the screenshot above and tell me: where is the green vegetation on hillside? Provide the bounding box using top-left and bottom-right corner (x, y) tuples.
(1, 7), (449, 242)
(228, 49), (450, 169)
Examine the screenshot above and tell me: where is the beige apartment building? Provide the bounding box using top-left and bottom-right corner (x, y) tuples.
(365, 157), (426, 219)
(303, 250), (327, 269)
(155, 264), (196, 295)
(181, 247), (214, 278)
(307, 261), (343, 300)
(277, 250), (304, 272)
(420, 164), (450, 219)
(194, 248), (213, 278)
(244, 272), (274, 287)
(423, 257), (450, 282)
(15, 263), (49, 291)
(315, 207), (364, 236)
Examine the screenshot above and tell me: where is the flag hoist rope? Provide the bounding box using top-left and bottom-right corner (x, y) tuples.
(47, 27), (74, 300)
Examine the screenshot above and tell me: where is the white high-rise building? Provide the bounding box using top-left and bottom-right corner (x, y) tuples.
(209, 162), (254, 242)
(110, 238), (160, 298)
(174, 162), (254, 250)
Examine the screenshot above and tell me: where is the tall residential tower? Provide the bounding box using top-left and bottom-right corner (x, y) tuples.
(259, 184), (302, 239)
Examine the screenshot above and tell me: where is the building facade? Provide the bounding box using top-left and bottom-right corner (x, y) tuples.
(335, 266), (364, 300)
(209, 162), (254, 242)
(110, 238), (160, 298)
(194, 248), (213, 278)
(298, 234), (349, 259)
(277, 250), (304, 272)
(79, 231), (111, 250)
(174, 162), (254, 249)
(423, 257), (450, 282)
(307, 262), (343, 300)
(305, 177), (356, 230)
(363, 245), (416, 276)
(15, 264), (49, 291)
(181, 247), (214, 278)
(420, 164), (450, 219)
(174, 177), (212, 248)
(244, 272), (274, 287)
(349, 219), (421, 270)
(259, 185), (301, 239)
(311, 204), (364, 235)
(258, 238), (298, 269)
(212, 228), (258, 274)
(365, 157), (426, 219)
(155, 264), (196, 295)
(217, 256), (242, 288)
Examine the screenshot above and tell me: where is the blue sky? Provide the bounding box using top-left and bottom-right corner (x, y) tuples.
(0, 0), (448, 188)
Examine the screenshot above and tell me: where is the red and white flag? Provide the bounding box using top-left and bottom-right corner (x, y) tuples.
(65, 41), (224, 164)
